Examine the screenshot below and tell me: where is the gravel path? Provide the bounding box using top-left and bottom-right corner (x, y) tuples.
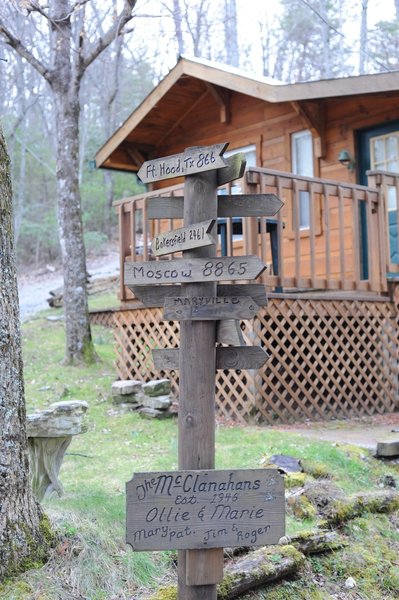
(17, 249), (119, 320)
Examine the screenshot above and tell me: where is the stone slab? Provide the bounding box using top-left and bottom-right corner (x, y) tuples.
(112, 380), (143, 396)
(141, 394), (172, 411)
(376, 439), (399, 457)
(27, 400), (89, 438)
(138, 407), (173, 420)
(142, 379), (171, 397)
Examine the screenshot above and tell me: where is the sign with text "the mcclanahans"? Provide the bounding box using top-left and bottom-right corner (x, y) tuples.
(126, 469), (285, 551)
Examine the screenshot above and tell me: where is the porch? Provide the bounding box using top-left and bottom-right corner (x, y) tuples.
(97, 167), (399, 424)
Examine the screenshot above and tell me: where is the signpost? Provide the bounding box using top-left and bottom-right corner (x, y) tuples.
(126, 469), (285, 551)
(125, 143), (284, 599)
(124, 255), (266, 286)
(151, 219), (215, 256)
(163, 295), (260, 321)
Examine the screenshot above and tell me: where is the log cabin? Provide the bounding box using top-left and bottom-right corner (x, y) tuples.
(94, 56), (399, 424)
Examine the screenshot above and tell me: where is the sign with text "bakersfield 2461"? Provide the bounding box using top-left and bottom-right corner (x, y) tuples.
(126, 469), (285, 551)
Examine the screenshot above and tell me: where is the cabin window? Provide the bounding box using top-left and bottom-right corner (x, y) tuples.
(218, 144), (257, 254)
(291, 130), (314, 230)
(370, 132), (399, 213)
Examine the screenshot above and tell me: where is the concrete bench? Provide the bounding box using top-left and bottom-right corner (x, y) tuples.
(27, 400), (88, 501)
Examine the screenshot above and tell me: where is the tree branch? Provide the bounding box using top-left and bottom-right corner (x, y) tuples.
(81, 0), (136, 73)
(0, 19), (52, 83)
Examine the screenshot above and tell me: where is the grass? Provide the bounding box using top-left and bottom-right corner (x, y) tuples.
(2, 300), (399, 599)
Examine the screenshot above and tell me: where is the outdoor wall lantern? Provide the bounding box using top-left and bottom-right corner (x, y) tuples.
(338, 149), (356, 172)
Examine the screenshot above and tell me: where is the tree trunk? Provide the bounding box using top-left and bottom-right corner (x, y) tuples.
(0, 124), (51, 580)
(50, 0), (95, 364)
(53, 90), (95, 364)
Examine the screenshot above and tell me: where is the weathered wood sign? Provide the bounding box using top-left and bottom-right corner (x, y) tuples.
(217, 153), (246, 186)
(125, 256), (266, 286)
(129, 283), (268, 308)
(151, 219), (215, 256)
(126, 469), (285, 551)
(163, 296), (260, 321)
(147, 194), (283, 219)
(137, 143), (228, 184)
(152, 346), (270, 371)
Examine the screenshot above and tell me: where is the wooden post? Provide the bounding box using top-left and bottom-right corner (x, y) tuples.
(178, 170), (223, 598)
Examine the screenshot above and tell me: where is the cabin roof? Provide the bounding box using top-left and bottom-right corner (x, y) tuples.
(95, 55), (399, 172)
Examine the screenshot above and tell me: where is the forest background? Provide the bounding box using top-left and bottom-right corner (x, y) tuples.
(0, 0), (398, 270)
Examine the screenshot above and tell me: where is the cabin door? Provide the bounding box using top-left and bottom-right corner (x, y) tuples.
(357, 121), (399, 267)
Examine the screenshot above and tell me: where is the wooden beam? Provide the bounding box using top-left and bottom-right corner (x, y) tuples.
(292, 100), (325, 158)
(206, 83), (231, 123)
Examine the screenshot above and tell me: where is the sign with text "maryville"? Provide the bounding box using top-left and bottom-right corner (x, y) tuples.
(137, 143), (228, 184)
(126, 469), (285, 551)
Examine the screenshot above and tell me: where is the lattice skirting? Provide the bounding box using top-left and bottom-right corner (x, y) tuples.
(92, 296), (399, 425)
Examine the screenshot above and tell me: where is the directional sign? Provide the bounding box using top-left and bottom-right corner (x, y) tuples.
(129, 283), (268, 308)
(163, 296), (259, 321)
(126, 468), (285, 551)
(124, 256), (266, 286)
(153, 346), (270, 371)
(217, 153), (246, 186)
(137, 143), (228, 184)
(152, 220), (215, 257)
(147, 194), (283, 219)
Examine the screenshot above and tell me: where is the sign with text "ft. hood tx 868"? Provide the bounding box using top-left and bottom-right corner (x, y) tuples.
(126, 469), (285, 551)
(137, 143), (228, 184)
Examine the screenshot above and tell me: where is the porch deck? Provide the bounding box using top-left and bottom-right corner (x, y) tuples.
(98, 167), (399, 424)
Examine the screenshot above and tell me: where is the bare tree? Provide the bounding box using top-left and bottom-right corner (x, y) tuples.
(359, 0), (368, 74)
(0, 0), (136, 364)
(224, 0), (239, 67)
(0, 122), (51, 579)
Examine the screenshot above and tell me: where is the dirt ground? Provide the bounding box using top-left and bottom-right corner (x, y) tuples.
(272, 411), (399, 451)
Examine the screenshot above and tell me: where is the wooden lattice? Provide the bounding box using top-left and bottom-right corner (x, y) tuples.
(96, 295), (399, 425)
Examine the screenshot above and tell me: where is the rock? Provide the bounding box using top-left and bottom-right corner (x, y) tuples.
(345, 577), (357, 589)
(142, 379), (171, 397)
(376, 439), (399, 458)
(268, 454), (303, 474)
(138, 407), (173, 419)
(141, 394), (172, 411)
(27, 400), (88, 437)
(112, 394), (142, 406)
(112, 380), (143, 396)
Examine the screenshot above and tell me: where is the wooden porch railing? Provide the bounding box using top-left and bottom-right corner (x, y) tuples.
(114, 167), (395, 301)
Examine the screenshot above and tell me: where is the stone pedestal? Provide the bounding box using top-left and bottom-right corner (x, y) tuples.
(27, 400), (88, 501)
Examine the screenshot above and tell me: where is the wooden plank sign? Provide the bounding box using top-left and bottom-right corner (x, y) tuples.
(147, 194), (283, 219)
(152, 219), (215, 256)
(124, 256), (267, 286)
(163, 296), (259, 321)
(152, 346), (270, 371)
(129, 283), (268, 308)
(126, 469), (285, 551)
(137, 143), (228, 184)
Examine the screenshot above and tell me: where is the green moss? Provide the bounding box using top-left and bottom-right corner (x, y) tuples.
(149, 584), (177, 600)
(284, 472), (307, 488)
(301, 460), (330, 479)
(288, 495), (318, 520)
(218, 573), (238, 599)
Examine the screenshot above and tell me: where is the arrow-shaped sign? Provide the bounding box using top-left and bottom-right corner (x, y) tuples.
(152, 346), (269, 371)
(147, 194), (283, 219)
(151, 219), (215, 257)
(137, 143), (228, 184)
(129, 283), (268, 308)
(163, 296), (260, 321)
(124, 256), (267, 286)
